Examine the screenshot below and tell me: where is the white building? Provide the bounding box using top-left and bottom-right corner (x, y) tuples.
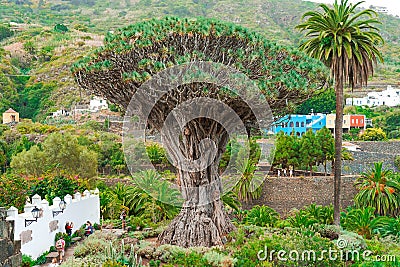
(90, 96), (108, 112)
(342, 142), (361, 152)
(51, 109), (69, 118)
(346, 85), (400, 107)
(6, 190), (100, 259)
(369, 5), (389, 14)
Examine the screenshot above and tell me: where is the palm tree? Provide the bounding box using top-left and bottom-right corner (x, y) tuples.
(354, 162), (400, 216)
(296, 0), (384, 225)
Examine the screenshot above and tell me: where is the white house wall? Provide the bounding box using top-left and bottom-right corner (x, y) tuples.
(6, 191), (100, 259)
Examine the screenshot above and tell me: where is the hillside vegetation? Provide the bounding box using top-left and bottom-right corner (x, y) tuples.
(0, 0), (400, 120)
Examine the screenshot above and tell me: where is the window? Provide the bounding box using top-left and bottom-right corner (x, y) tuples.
(295, 122), (299, 127)
(11, 115), (16, 122)
(301, 122), (305, 127)
(289, 122), (294, 127)
(356, 119), (358, 124)
(344, 120), (346, 124)
(352, 119), (354, 123)
(361, 119), (363, 123)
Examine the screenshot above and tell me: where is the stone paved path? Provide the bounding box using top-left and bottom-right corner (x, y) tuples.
(37, 243), (76, 267)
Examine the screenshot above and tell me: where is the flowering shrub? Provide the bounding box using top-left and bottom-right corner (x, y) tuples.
(0, 173), (29, 210)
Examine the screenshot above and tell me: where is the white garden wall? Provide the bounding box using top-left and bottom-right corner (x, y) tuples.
(5, 189), (100, 259)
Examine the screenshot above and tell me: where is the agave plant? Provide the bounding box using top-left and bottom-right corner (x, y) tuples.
(355, 162), (400, 216)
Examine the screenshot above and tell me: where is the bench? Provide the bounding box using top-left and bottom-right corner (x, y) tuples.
(45, 252), (59, 263)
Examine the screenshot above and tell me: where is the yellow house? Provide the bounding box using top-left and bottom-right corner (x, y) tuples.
(2, 108), (19, 124)
(326, 114), (363, 133)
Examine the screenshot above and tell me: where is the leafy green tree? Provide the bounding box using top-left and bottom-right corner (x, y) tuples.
(384, 111), (400, 135)
(273, 131), (298, 172)
(0, 141), (8, 173)
(10, 146), (46, 177)
(300, 129), (320, 176)
(23, 41), (37, 55)
(296, 88), (336, 114)
(11, 132), (98, 178)
(73, 17), (328, 247)
(360, 128), (387, 141)
(18, 82), (56, 119)
(54, 23), (69, 33)
(354, 162), (400, 216)
(30, 175), (85, 205)
(0, 25), (13, 42)
(297, 0), (384, 225)
(316, 127), (334, 175)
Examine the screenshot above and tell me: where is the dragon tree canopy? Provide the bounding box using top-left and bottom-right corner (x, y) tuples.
(73, 16), (328, 121)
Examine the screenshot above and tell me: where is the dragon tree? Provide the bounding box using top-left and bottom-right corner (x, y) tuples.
(72, 17), (328, 247)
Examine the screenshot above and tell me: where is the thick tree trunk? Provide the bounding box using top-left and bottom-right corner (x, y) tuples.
(158, 120), (235, 247)
(333, 57), (344, 226)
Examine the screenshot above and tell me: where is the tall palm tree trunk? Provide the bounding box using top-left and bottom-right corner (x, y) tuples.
(333, 56), (344, 226)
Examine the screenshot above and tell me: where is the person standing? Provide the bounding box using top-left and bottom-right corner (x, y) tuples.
(85, 221), (94, 237)
(55, 236), (65, 264)
(65, 222), (74, 236)
(120, 210), (127, 230)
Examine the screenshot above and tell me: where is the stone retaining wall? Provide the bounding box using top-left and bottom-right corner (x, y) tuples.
(0, 208), (21, 267)
(242, 176), (358, 216)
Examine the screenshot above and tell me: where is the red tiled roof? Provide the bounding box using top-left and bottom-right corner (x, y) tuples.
(4, 108), (18, 113)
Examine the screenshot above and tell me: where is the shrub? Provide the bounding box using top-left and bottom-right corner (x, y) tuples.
(394, 155), (400, 170)
(203, 251), (236, 267)
(172, 251), (211, 267)
(360, 128), (387, 141)
(336, 230), (367, 251)
(145, 142), (168, 165)
(303, 203), (334, 224)
(341, 207), (383, 239)
(244, 205), (279, 227)
(54, 23), (68, 33)
(388, 130), (400, 139)
(73, 234), (109, 257)
(287, 210), (318, 228)
(21, 255), (35, 267)
(374, 217), (400, 239)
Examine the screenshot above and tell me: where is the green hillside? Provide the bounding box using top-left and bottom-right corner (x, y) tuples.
(1, 0), (399, 120)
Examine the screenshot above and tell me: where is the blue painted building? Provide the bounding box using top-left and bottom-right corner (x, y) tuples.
(269, 113), (327, 136)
